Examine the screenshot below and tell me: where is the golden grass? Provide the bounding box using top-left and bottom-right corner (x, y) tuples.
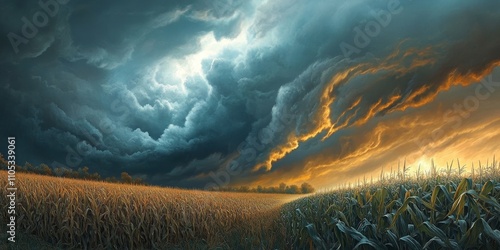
(0, 171), (303, 249)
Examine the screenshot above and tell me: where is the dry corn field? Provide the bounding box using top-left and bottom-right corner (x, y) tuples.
(0, 171), (302, 249)
(2, 160), (500, 249)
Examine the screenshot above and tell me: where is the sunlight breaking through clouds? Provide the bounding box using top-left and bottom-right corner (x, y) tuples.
(1, 0), (500, 189)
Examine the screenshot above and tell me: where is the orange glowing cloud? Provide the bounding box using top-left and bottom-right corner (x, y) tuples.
(247, 90), (500, 188)
(254, 46), (439, 172)
(248, 43), (500, 188)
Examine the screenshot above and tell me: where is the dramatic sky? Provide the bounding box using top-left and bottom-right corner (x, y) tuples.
(1, 0), (500, 189)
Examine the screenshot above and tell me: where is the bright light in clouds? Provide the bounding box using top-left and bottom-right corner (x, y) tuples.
(147, 21), (253, 116)
(159, 23), (250, 88)
(4, 0), (500, 190)
(186, 28), (249, 78)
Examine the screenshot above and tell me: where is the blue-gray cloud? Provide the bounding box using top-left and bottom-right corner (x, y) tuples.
(1, 0), (500, 188)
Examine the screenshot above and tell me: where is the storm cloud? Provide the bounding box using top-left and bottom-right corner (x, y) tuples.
(1, 0), (500, 188)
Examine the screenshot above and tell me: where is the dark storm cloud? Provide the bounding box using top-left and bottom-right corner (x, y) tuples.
(224, 0), (500, 185)
(0, 0), (251, 179)
(1, 0), (500, 188)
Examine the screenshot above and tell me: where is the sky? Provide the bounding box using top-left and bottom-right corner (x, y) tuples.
(1, 0), (500, 189)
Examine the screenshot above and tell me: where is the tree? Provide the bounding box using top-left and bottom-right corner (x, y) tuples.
(54, 167), (64, 177)
(40, 164), (52, 176)
(239, 186), (249, 192)
(121, 172), (133, 184)
(266, 186), (277, 193)
(62, 169), (73, 178)
(24, 162), (34, 172)
(132, 177), (144, 185)
(301, 182), (315, 193)
(80, 166), (90, 179)
(279, 183), (287, 193)
(89, 172), (101, 181)
(71, 169), (80, 178)
(286, 185), (301, 194)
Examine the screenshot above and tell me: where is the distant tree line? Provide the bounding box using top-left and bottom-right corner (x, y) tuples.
(0, 154), (315, 193)
(211, 182), (315, 194)
(0, 154), (144, 185)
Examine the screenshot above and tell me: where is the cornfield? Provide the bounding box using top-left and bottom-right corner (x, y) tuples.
(0, 171), (299, 249)
(2, 158), (500, 249)
(280, 166), (500, 249)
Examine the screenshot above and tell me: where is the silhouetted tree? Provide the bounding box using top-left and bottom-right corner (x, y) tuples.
(301, 182), (315, 193)
(89, 172), (101, 181)
(267, 186), (277, 193)
(286, 185), (301, 194)
(62, 169), (73, 178)
(53, 167), (64, 177)
(239, 186), (249, 192)
(121, 172), (133, 184)
(132, 177), (144, 185)
(24, 162), (35, 172)
(80, 166), (90, 179)
(71, 170), (80, 179)
(214, 182), (315, 194)
(40, 164), (52, 176)
(279, 183), (287, 193)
